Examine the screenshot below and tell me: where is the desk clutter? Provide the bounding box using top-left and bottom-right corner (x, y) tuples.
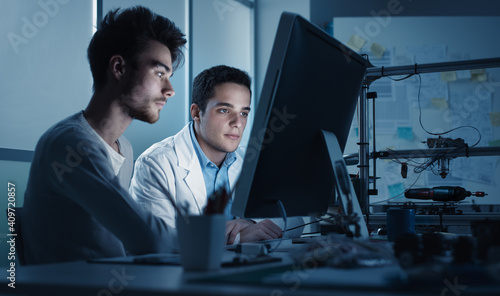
(86, 207), (500, 294)
(24, 225), (497, 296)
(391, 221), (500, 286)
(87, 218), (500, 293)
(194, 234), (500, 294)
(197, 209), (499, 293)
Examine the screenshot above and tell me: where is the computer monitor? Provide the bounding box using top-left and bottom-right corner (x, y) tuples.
(232, 12), (367, 219)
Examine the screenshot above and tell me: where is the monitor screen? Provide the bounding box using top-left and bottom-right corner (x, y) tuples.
(232, 12), (367, 219)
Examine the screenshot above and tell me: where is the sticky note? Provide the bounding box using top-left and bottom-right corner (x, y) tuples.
(489, 112), (500, 127)
(471, 69), (487, 82)
(431, 97), (448, 109)
(441, 71), (457, 82)
(471, 69), (485, 75)
(489, 139), (500, 147)
(370, 42), (386, 59)
(397, 126), (413, 140)
(347, 34), (366, 52)
(388, 183), (405, 198)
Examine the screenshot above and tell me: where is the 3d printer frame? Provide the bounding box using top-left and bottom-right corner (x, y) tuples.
(354, 57), (500, 218)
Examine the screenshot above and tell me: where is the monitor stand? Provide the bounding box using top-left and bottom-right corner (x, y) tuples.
(321, 130), (369, 239)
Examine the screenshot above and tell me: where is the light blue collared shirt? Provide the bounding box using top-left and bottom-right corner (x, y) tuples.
(189, 122), (237, 220)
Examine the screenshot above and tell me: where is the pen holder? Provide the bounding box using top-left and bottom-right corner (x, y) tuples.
(176, 214), (226, 271)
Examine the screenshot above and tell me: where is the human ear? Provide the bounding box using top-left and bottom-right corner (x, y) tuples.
(109, 55), (126, 80)
(190, 103), (201, 122)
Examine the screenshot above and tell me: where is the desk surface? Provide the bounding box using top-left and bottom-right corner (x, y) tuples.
(2, 245), (500, 296)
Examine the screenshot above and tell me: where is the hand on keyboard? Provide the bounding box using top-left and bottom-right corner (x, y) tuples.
(238, 219), (283, 244)
(226, 219), (253, 244)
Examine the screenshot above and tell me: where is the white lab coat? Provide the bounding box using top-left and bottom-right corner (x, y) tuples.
(130, 123), (304, 249)
(130, 123), (244, 230)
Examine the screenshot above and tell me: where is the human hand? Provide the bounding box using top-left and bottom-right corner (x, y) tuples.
(225, 219), (253, 245)
(238, 219), (283, 244)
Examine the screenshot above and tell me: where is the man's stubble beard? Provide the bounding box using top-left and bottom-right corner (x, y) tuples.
(120, 73), (161, 124)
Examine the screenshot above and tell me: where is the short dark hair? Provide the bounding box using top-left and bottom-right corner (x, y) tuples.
(192, 65), (252, 112)
(87, 6), (186, 91)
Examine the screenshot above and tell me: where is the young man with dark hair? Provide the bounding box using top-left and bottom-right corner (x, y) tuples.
(130, 65), (288, 248)
(22, 6), (187, 265)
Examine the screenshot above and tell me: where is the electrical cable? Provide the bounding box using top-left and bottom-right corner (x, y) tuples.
(413, 74), (482, 147)
(370, 172), (423, 204)
(268, 200), (287, 253)
(379, 73), (483, 179)
(283, 218), (326, 232)
(386, 73), (415, 81)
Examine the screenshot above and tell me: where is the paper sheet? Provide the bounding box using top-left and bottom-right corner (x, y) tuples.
(450, 157), (497, 185)
(448, 91), (493, 146)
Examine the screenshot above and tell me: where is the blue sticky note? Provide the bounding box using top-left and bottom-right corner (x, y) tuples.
(397, 127), (413, 141)
(388, 183), (405, 199)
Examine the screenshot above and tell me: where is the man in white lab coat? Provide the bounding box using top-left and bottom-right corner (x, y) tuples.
(130, 65), (291, 247)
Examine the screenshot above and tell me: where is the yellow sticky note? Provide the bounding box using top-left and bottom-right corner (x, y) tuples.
(441, 71), (457, 82)
(470, 69), (485, 75)
(431, 98), (448, 109)
(347, 34), (366, 52)
(370, 42), (386, 59)
(489, 112), (500, 127)
(471, 69), (487, 82)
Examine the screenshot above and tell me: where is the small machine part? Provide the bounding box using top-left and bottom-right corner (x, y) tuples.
(424, 137), (465, 178)
(437, 157), (450, 179)
(401, 162), (408, 178)
(404, 186), (487, 202)
(425, 137), (465, 149)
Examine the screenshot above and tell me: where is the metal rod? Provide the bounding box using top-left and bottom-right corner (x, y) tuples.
(345, 146), (500, 164)
(371, 94), (377, 194)
(358, 86), (370, 216)
(365, 57), (500, 84)
(369, 213), (500, 226)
